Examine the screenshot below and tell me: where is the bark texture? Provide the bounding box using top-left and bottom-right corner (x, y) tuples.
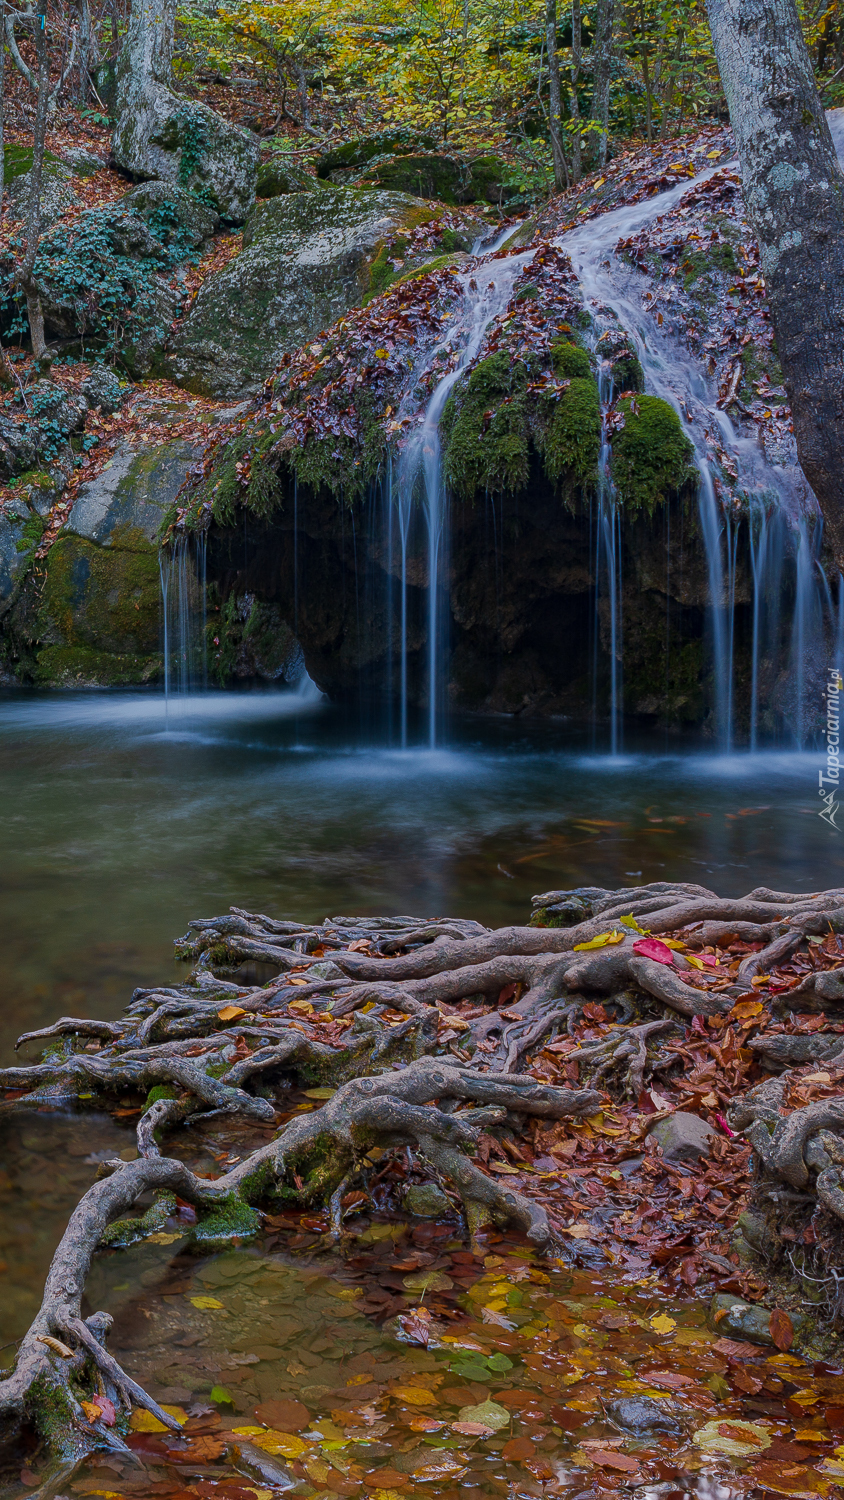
(705, 0), (844, 561)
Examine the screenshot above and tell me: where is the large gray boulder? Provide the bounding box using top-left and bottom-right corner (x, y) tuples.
(164, 187), (432, 398)
(113, 86), (259, 223)
(65, 438), (198, 545)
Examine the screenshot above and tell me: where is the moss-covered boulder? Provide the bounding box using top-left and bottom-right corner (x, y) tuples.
(36, 527), (162, 684)
(611, 395), (695, 512)
(29, 438), (199, 686)
(256, 156), (319, 197)
(316, 130), (437, 180)
(119, 179), (220, 249)
(164, 187), (438, 399)
(113, 80), (259, 223)
(358, 154), (469, 203)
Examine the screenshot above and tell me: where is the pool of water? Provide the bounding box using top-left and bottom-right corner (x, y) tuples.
(0, 686), (839, 1498)
(0, 685), (837, 1062)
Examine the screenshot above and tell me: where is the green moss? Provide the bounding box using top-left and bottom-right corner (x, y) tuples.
(4, 143), (66, 179)
(611, 395), (694, 514)
(145, 1084), (178, 1105)
(550, 339), (591, 380)
(31, 1373), (87, 1458)
(542, 377), (602, 491)
(39, 526), (161, 659)
(442, 351), (530, 498)
(34, 644), (161, 686)
(682, 241), (737, 287)
(194, 1194), (260, 1245)
(528, 909), (569, 928)
(102, 1191), (177, 1248)
(193, 424), (283, 528)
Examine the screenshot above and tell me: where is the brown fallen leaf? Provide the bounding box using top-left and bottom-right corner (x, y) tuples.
(587, 1449), (641, 1472)
(769, 1308), (794, 1350)
(502, 1436), (536, 1460)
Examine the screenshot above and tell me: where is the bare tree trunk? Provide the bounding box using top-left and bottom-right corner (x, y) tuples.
(18, 0), (49, 364)
(589, 0), (615, 167)
(545, 0), (569, 191)
(705, 0), (844, 565)
(76, 0), (91, 104)
(0, 0), (13, 387)
(570, 0), (582, 182)
(120, 0), (175, 85)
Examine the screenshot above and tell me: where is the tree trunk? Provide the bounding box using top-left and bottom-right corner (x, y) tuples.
(589, 0), (615, 167)
(0, 0), (13, 387)
(120, 0), (176, 88)
(18, 0), (49, 364)
(570, 0), (582, 183)
(545, 0), (569, 191)
(705, 0), (844, 565)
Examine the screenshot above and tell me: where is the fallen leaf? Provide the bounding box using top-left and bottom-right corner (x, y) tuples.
(452, 1420), (494, 1435)
(254, 1399), (310, 1431)
(650, 1313), (676, 1334)
(303, 1087), (336, 1099)
(393, 1386), (438, 1406)
(589, 1449), (641, 1472)
(693, 1419), (772, 1456)
(573, 930), (625, 951)
(633, 938), (676, 965)
(503, 1435), (536, 1460)
(130, 1405), (187, 1433)
(402, 1270), (453, 1293)
(770, 1308), (794, 1350)
(190, 1295), (223, 1310)
(457, 1401), (509, 1431)
(251, 1429), (308, 1458)
(217, 1005), (246, 1021)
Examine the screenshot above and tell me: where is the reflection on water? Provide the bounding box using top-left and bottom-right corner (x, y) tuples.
(0, 687), (837, 1497)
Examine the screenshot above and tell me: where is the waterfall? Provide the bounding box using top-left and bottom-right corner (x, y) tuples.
(392, 231), (534, 747)
(160, 532), (207, 712)
(558, 160), (833, 750)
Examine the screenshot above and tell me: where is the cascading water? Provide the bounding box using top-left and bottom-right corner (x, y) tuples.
(558, 139), (842, 751)
(160, 533), (208, 715)
(391, 228), (534, 747)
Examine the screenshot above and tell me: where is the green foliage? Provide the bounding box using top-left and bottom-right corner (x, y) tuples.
(197, 424), (284, 527)
(611, 395), (694, 513)
(14, 513), (44, 556)
(3, 205), (196, 362)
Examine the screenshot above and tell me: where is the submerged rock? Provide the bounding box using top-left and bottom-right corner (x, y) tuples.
(404, 1182), (451, 1217)
(604, 1396), (679, 1434)
(706, 1294), (804, 1345)
(164, 188), (439, 398)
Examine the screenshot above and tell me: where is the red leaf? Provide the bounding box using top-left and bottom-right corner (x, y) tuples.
(632, 938), (675, 966)
(92, 1396), (116, 1426)
(769, 1308), (794, 1350)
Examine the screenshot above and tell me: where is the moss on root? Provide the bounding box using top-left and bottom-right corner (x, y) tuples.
(611, 395), (694, 513)
(194, 1194), (260, 1246)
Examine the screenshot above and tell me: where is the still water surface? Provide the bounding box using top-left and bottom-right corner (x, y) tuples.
(0, 688), (838, 1497)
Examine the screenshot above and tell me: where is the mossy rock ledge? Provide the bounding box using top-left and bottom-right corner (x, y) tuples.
(9, 439), (200, 687)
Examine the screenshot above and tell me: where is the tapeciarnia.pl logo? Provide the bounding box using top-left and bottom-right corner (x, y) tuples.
(820, 668), (843, 830)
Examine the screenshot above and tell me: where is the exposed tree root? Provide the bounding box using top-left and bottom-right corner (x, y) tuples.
(5, 880), (844, 1462)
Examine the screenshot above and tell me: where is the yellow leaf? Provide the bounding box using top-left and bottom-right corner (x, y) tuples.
(731, 998), (764, 1019)
(252, 1430), (309, 1458)
(573, 930), (625, 951)
(130, 1405), (187, 1432)
(751, 974), (771, 986)
(374, 349), (389, 358)
(619, 914), (649, 933)
(147, 1231), (184, 1244)
(650, 1313), (676, 1334)
(682, 952), (705, 969)
(693, 1419), (771, 1457)
(288, 980), (311, 991)
(190, 1295), (223, 1310)
(218, 1004), (247, 1021)
(81, 1400), (102, 1423)
(707, 149), (721, 157)
(393, 1385), (438, 1405)
(303, 1087), (335, 1099)
(233, 1426), (267, 1436)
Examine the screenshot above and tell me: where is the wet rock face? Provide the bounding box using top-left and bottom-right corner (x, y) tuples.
(164, 188), (439, 399)
(604, 1397), (679, 1435)
(706, 1294), (804, 1346)
(14, 440), (198, 687)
